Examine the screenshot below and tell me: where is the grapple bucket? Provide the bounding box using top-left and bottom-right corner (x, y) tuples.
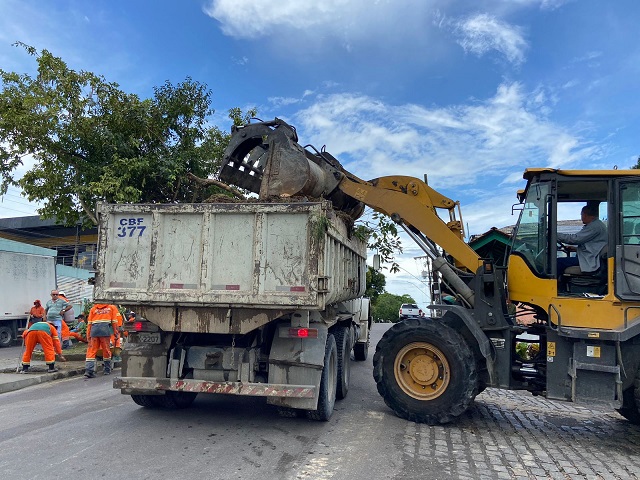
(219, 119), (365, 219)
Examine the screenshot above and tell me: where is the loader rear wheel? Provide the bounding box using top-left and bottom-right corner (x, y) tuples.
(131, 394), (159, 408)
(306, 334), (337, 421)
(616, 368), (640, 424)
(334, 326), (351, 400)
(373, 318), (477, 425)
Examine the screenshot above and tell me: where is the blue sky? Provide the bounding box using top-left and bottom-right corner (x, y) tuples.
(1, 0), (639, 305)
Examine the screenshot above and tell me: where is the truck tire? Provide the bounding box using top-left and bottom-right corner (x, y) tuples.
(307, 334), (338, 421)
(0, 326), (13, 348)
(153, 391), (198, 409)
(373, 317), (477, 425)
(131, 394), (159, 408)
(616, 368), (640, 424)
(354, 324), (370, 362)
(334, 326), (351, 400)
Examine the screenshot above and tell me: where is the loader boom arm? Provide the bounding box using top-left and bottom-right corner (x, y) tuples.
(219, 119), (481, 304)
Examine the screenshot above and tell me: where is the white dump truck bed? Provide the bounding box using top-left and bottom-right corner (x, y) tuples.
(94, 201), (366, 315)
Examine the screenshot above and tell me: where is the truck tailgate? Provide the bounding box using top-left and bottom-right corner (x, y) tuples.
(94, 202), (366, 310)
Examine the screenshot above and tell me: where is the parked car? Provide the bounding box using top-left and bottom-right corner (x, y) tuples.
(398, 303), (422, 320)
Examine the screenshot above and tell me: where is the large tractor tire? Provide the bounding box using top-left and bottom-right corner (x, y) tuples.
(307, 334), (338, 421)
(373, 317), (478, 425)
(616, 368), (640, 424)
(334, 326), (351, 400)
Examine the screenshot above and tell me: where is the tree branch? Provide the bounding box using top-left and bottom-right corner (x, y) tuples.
(78, 196), (98, 225)
(186, 173), (245, 199)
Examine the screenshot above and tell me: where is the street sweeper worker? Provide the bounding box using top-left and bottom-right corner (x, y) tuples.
(20, 321), (67, 373)
(84, 303), (119, 378)
(28, 300), (45, 327)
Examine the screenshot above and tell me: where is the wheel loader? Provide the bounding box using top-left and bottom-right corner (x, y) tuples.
(219, 118), (640, 425)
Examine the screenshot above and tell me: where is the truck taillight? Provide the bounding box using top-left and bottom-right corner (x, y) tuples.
(288, 328), (318, 339)
(124, 319), (158, 332)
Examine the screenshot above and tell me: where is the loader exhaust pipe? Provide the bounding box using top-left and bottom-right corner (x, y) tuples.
(219, 119), (365, 219)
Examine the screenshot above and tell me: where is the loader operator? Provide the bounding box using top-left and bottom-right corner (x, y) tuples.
(19, 321), (67, 373)
(557, 204), (607, 276)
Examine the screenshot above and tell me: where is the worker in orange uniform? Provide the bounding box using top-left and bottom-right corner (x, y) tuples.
(61, 319), (86, 346)
(85, 303), (119, 378)
(20, 321), (67, 373)
(28, 300), (45, 327)
(110, 306), (124, 362)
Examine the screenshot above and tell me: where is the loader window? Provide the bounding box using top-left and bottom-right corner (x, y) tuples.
(511, 182), (551, 276)
(615, 181), (640, 300)
(622, 185), (640, 245)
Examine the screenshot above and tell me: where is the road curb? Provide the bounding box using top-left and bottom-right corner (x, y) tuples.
(0, 367), (86, 394)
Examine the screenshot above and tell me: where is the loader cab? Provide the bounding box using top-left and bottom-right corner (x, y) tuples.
(508, 169), (640, 305)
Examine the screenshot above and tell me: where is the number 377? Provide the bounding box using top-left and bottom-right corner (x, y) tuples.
(117, 225), (146, 237)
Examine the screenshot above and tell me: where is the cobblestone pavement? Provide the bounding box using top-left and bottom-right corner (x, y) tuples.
(401, 388), (640, 480)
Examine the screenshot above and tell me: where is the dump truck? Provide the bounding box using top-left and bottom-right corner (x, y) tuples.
(96, 201), (371, 419)
(0, 239), (57, 347)
(219, 118), (640, 425)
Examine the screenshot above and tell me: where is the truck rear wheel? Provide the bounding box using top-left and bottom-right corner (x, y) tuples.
(153, 390), (198, 409)
(131, 394), (159, 408)
(334, 326), (351, 400)
(354, 322), (370, 361)
(306, 334), (337, 421)
(373, 318), (477, 425)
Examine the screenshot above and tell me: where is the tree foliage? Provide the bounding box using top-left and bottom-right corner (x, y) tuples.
(357, 211), (402, 273)
(0, 43), (255, 227)
(365, 266), (386, 302)
(371, 292), (416, 323)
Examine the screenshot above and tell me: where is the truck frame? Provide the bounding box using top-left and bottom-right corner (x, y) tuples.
(96, 201), (371, 419)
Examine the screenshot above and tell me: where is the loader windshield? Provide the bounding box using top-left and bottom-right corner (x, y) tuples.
(512, 182), (551, 276)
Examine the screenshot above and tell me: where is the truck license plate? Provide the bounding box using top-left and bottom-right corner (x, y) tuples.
(138, 333), (161, 344)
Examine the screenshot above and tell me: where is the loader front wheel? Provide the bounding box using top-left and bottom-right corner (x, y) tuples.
(373, 318), (477, 425)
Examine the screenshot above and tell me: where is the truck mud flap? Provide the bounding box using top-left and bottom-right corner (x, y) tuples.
(114, 376), (315, 398)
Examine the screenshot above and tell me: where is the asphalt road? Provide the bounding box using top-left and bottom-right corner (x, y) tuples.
(0, 324), (639, 480)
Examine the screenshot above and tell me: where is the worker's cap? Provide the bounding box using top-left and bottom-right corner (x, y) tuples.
(58, 291), (65, 296)
(34, 300), (41, 305)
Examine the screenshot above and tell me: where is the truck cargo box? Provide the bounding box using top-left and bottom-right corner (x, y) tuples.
(95, 201), (366, 333)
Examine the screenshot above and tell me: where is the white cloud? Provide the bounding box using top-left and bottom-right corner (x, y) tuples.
(268, 96), (301, 107)
(203, 0), (354, 39)
(449, 13), (528, 65)
(291, 82), (598, 196)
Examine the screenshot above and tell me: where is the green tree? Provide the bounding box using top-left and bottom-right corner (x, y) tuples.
(0, 43), (255, 227)
(371, 292), (416, 323)
(632, 156), (640, 169)
(365, 266), (386, 302)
